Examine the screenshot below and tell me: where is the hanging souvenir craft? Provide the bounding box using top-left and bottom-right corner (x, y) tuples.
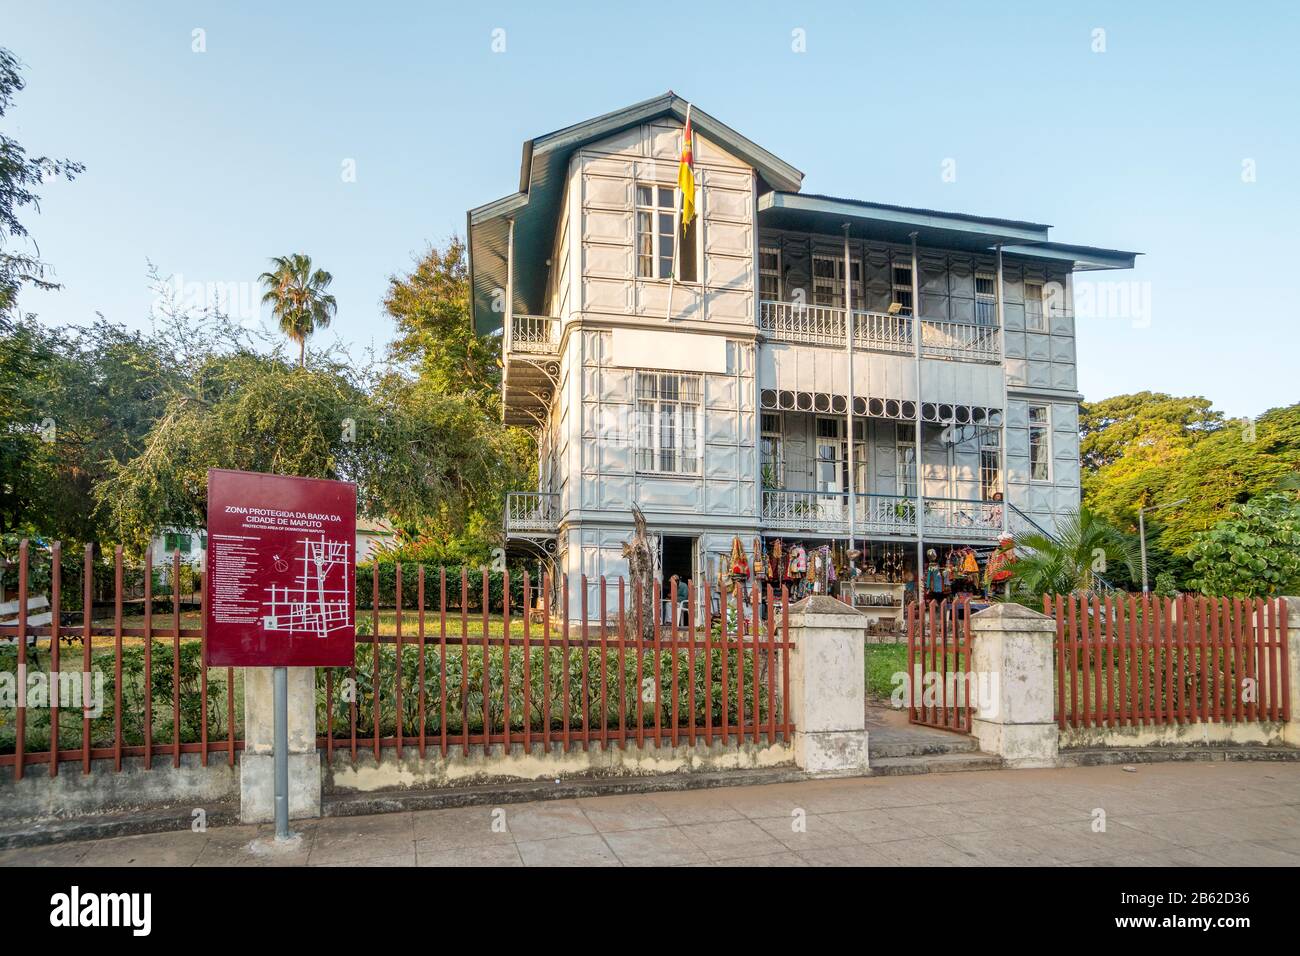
(788, 544), (807, 575)
(961, 547), (980, 575)
(729, 536), (749, 577)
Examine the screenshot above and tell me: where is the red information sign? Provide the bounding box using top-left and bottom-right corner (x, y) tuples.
(205, 469), (357, 667)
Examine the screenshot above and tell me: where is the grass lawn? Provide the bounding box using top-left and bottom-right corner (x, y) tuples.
(864, 642), (907, 701)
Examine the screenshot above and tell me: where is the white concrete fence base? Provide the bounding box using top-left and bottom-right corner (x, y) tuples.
(224, 596), (1299, 819)
(969, 603), (1059, 769)
(240, 667), (320, 823)
(787, 596), (871, 776)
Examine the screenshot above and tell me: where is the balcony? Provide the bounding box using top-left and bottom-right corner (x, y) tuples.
(759, 300), (1000, 363)
(505, 491), (560, 538)
(760, 489), (1005, 542)
(502, 314), (560, 427)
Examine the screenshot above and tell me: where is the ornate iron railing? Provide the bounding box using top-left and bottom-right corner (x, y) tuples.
(507, 315), (560, 355)
(505, 491), (560, 536)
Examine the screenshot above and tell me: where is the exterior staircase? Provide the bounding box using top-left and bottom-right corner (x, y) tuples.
(864, 705), (1002, 775)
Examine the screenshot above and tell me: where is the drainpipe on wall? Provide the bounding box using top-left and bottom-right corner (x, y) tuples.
(843, 223), (856, 561)
(910, 232), (924, 583)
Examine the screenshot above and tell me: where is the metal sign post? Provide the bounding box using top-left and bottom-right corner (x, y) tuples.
(273, 665), (289, 840)
(205, 469), (357, 839)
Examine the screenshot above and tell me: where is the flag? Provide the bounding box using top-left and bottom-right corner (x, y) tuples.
(677, 107), (696, 233)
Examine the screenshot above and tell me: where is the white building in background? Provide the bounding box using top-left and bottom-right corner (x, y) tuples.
(468, 94), (1137, 613)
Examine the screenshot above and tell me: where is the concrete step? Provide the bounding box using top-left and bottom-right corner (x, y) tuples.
(868, 751), (1003, 776)
(869, 735), (981, 759)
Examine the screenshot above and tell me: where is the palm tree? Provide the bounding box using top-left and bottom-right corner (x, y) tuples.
(259, 254), (338, 367)
(1010, 506), (1139, 598)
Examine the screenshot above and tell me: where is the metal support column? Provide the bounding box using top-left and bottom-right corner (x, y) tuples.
(910, 233), (924, 581)
(995, 244), (1009, 538)
(272, 665), (289, 840)
(843, 223), (856, 557)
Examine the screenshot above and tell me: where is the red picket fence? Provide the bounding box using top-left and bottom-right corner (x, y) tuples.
(3, 538), (796, 780)
(320, 569), (794, 761)
(0, 542), (241, 780)
(1047, 593), (1291, 729)
(905, 598), (975, 733)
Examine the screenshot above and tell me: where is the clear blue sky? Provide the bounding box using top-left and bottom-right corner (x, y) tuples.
(5, 1), (1297, 419)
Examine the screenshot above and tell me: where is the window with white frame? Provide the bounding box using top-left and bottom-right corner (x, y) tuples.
(979, 428), (1001, 500)
(891, 263), (913, 316)
(975, 272), (997, 326)
(895, 423), (918, 498)
(1024, 281), (1046, 331)
(636, 371), (700, 475)
(760, 413), (782, 486)
(636, 184), (676, 281)
(759, 246), (782, 301)
(812, 255), (863, 309)
(1028, 404), (1051, 482)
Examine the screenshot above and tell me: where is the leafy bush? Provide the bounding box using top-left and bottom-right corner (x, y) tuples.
(1190, 492), (1300, 597)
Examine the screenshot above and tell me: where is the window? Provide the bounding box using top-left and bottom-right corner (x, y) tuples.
(636, 371), (700, 475)
(812, 255), (863, 309)
(759, 247), (782, 301)
(163, 532), (192, 555)
(979, 429), (1001, 500)
(812, 418), (867, 493)
(1028, 404), (1051, 482)
(895, 423), (917, 498)
(760, 413), (783, 486)
(1024, 281), (1046, 331)
(891, 263), (913, 316)
(636, 183), (697, 282)
(975, 272), (997, 327)
(636, 184), (674, 280)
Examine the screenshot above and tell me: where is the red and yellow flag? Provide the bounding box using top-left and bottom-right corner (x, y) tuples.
(678, 108), (696, 232)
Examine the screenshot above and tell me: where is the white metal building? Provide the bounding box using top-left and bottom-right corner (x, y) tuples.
(468, 94), (1138, 615)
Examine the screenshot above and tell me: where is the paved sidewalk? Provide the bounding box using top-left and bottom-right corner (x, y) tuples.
(3, 762), (1298, 867)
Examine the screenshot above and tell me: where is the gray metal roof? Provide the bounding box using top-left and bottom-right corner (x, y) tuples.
(468, 97), (1139, 333)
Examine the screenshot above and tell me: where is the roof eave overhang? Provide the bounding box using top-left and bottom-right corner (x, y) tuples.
(1000, 243), (1140, 272)
(758, 191), (1052, 250)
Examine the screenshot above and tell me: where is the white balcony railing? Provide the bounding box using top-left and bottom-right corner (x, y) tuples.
(507, 314), (559, 355)
(919, 319), (1000, 362)
(759, 300), (1000, 363)
(505, 491), (560, 536)
(761, 489), (1006, 541)
(920, 497), (1003, 541)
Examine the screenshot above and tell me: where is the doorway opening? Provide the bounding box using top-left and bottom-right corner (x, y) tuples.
(661, 535), (695, 591)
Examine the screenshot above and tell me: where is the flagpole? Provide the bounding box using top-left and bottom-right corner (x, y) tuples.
(666, 103), (693, 323)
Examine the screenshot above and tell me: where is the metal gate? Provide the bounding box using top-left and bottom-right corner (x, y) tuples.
(905, 598), (975, 733)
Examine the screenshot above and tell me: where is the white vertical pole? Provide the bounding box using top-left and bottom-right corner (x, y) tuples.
(910, 233), (924, 583)
(995, 244), (1009, 538)
(666, 104), (691, 323)
(843, 223), (856, 559)
(505, 217), (515, 340)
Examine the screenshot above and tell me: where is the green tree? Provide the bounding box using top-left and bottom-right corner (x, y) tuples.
(259, 254), (338, 367)
(1081, 393), (1300, 587)
(384, 238), (500, 414)
(1009, 506), (1139, 599)
(0, 48), (84, 317)
(95, 350), (368, 551)
(379, 238), (533, 550)
(0, 319), (175, 542)
(1080, 391), (1223, 471)
(1189, 492), (1300, 597)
